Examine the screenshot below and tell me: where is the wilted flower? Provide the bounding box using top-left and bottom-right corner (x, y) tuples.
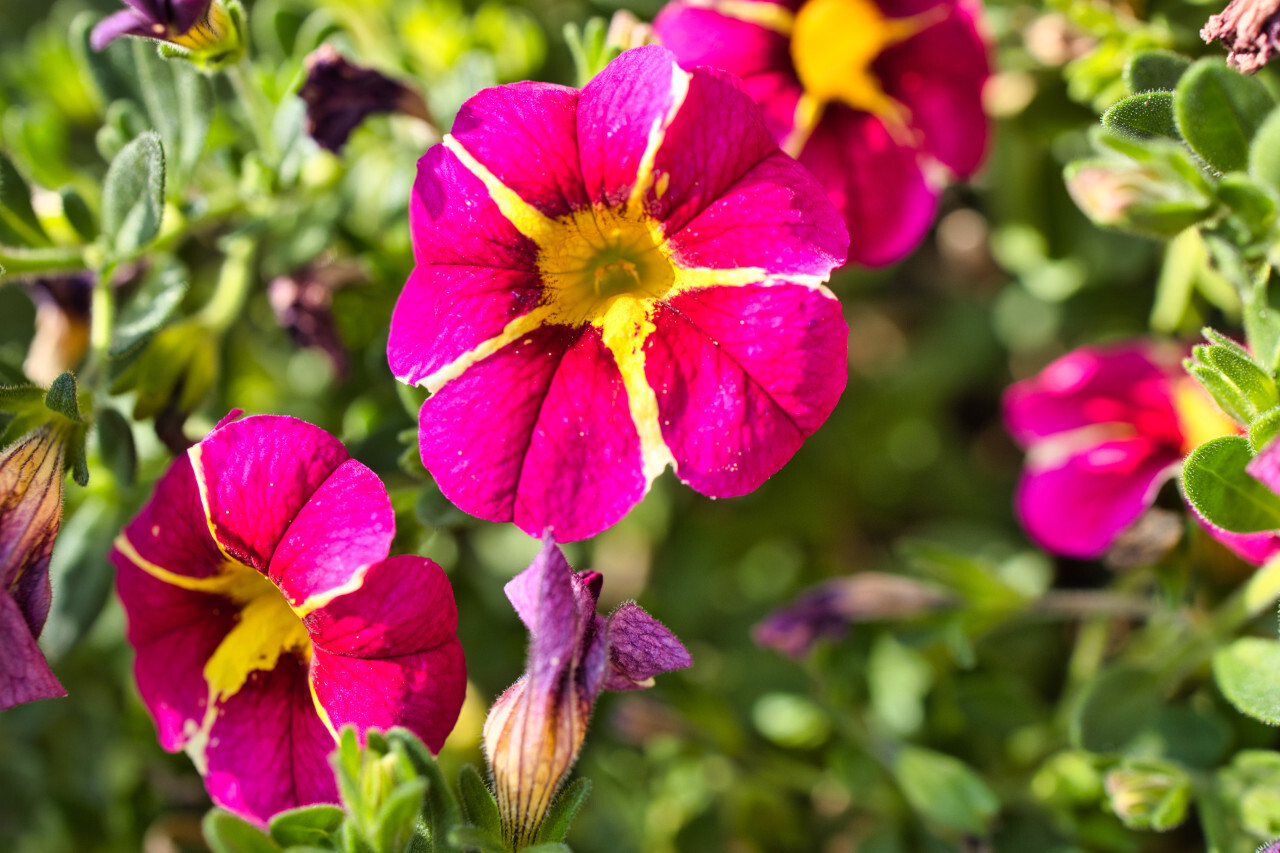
(483, 537), (691, 847)
(653, 0), (990, 266)
(21, 274), (93, 387)
(1203, 0), (1280, 73)
(90, 0), (238, 59)
(754, 572), (952, 657)
(1004, 342), (1280, 562)
(0, 425), (69, 710)
(267, 260), (366, 379)
(388, 45), (848, 541)
(299, 46), (433, 153)
(110, 413), (466, 823)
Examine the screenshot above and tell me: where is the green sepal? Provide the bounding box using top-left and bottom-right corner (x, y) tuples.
(202, 808), (285, 853)
(268, 804), (346, 848)
(1125, 49), (1191, 93)
(533, 778), (591, 845)
(43, 373), (85, 424)
(1213, 637), (1280, 725)
(1182, 435), (1280, 532)
(96, 407), (137, 487)
(1174, 58), (1275, 173)
(1101, 91), (1180, 141)
(457, 765), (502, 840)
(446, 826), (507, 853)
(1250, 406), (1280, 453)
(101, 131), (166, 257)
(372, 778), (428, 853)
(0, 151), (50, 248)
(1187, 362), (1253, 424)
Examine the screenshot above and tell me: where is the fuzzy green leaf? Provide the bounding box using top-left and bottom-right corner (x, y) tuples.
(43, 373), (84, 423)
(457, 765), (501, 839)
(268, 804), (346, 847)
(1175, 59), (1274, 173)
(96, 407), (136, 487)
(101, 131), (165, 255)
(892, 746), (999, 834)
(1183, 436), (1280, 532)
(1125, 50), (1192, 93)
(534, 778), (591, 845)
(1102, 92), (1180, 141)
(203, 809), (285, 853)
(1213, 638), (1280, 725)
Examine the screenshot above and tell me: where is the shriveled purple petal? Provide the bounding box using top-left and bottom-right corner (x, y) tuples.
(602, 603), (692, 691)
(505, 540), (588, 688)
(0, 593), (64, 710)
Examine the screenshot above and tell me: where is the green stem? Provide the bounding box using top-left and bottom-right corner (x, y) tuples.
(0, 244), (87, 276)
(84, 262), (119, 388)
(225, 57), (278, 165)
(198, 234), (256, 332)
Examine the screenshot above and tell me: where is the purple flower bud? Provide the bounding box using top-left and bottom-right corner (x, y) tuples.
(1203, 0), (1280, 73)
(482, 535), (690, 848)
(299, 46), (433, 153)
(0, 425), (70, 709)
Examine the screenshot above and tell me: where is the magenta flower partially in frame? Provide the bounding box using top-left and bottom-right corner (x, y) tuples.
(653, 0), (990, 266)
(1004, 342), (1280, 563)
(483, 537), (691, 847)
(388, 45), (849, 541)
(110, 413), (466, 823)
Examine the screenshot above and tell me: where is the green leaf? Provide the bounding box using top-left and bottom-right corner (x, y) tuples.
(386, 727), (461, 847)
(1213, 637), (1280, 725)
(203, 809), (285, 853)
(446, 826), (507, 853)
(131, 39), (181, 167)
(0, 151), (49, 247)
(891, 745), (999, 834)
(534, 778), (591, 845)
(1102, 92), (1180, 141)
(373, 778), (427, 853)
(268, 804), (345, 847)
(101, 130), (165, 256)
(57, 186), (96, 241)
(1217, 173), (1277, 239)
(1183, 436), (1280, 532)
(1126, 50), (1192, 93)
(96, 407), (136, 487)
(43, 372), (84, 423)
(1069, 666), (1162, 753)
(1197, 333), (1279, 413)
(456, 765), (501, 839)
(1250, 406), (1280, 453)
(110, 262), (188, 359)
(175, 61), (213, 180)
(1175, 59), (1274, 173)
(1250, 106), (1280, 194)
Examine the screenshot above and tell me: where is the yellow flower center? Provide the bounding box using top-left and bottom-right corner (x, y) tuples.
(1172, 378), (1240, 453)
(537, 206), (676, 328)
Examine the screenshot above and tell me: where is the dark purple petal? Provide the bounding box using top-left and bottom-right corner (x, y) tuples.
(0, 592), (64, 710)
(602, 603), (692, 691)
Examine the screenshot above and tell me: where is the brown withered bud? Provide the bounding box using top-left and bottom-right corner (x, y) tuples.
(21, 274), (94, 387)
(1202, 0), (1280, 73)
(299, 45), (433, 152)
(267, 260), (366, 380)
(753, 573), (954, 658)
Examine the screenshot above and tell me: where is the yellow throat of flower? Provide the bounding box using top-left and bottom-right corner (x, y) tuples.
(1173, 378), (1241, 453)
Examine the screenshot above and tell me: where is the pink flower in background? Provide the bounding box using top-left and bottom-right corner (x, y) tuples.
(388, 45), (849, 542)
(483, 536), (691, 846)
(111, 413), (466, 823)
(653, 0), (990, 266)
(1004, 342), (1280, 562)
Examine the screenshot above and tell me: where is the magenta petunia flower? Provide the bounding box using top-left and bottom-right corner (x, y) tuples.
(110, 413), (466, 824)
(387, 45), (849, 542)
(652, 0), (990, 267)
(1004, 342), (1280, 563)
(483, 536), (691, 847)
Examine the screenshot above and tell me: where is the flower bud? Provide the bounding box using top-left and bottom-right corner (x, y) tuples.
(1065, 161), (1213, 238)
(91, 0), (244, 67)
(1104, 760), (1191, 831)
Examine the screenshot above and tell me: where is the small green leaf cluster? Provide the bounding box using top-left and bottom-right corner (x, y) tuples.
(202, 728), (589, 853)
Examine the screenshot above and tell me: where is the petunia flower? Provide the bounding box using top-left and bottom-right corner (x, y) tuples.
(1004, 342), (1280, 563)
(90, 0), (237, 57)
(483, 536), (691, 848)
(110, 413), (466, 823)
(388, 45), (849, 542)
(652, 0), (991, 267)
(0, 425), (70, 710)
(298, 46), (434, 153)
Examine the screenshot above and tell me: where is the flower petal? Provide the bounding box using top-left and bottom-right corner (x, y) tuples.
(1195, 510), (1280, 566)
(1015, 437), (1179, 558)
(0, 592), (64, 710)
(111, 552), (236, 750)
(666, 150), (847, 276)
(311, 645), (466, 753)
(269, 459), (395, 610)
(306, 555), (459, 657)
(449, 82), (588, 219)
(117, 448), (227, 581)
(89, 9), (150, 50)
(418, 324), (647, 541)
(578, 46), (690, 208)
(1003, 345), (1181, 447)
(387, 265), (544, 389)
(798, 108), (938, 267)
(203, 653), (338, 824)
(602, 603), (692, 691)
(652, 3), (794, 81)
(645, 283), (847, 496)
(192, 416), (350, 571)
(875, 1), (989, 176)
(409, 144), (540, 270)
